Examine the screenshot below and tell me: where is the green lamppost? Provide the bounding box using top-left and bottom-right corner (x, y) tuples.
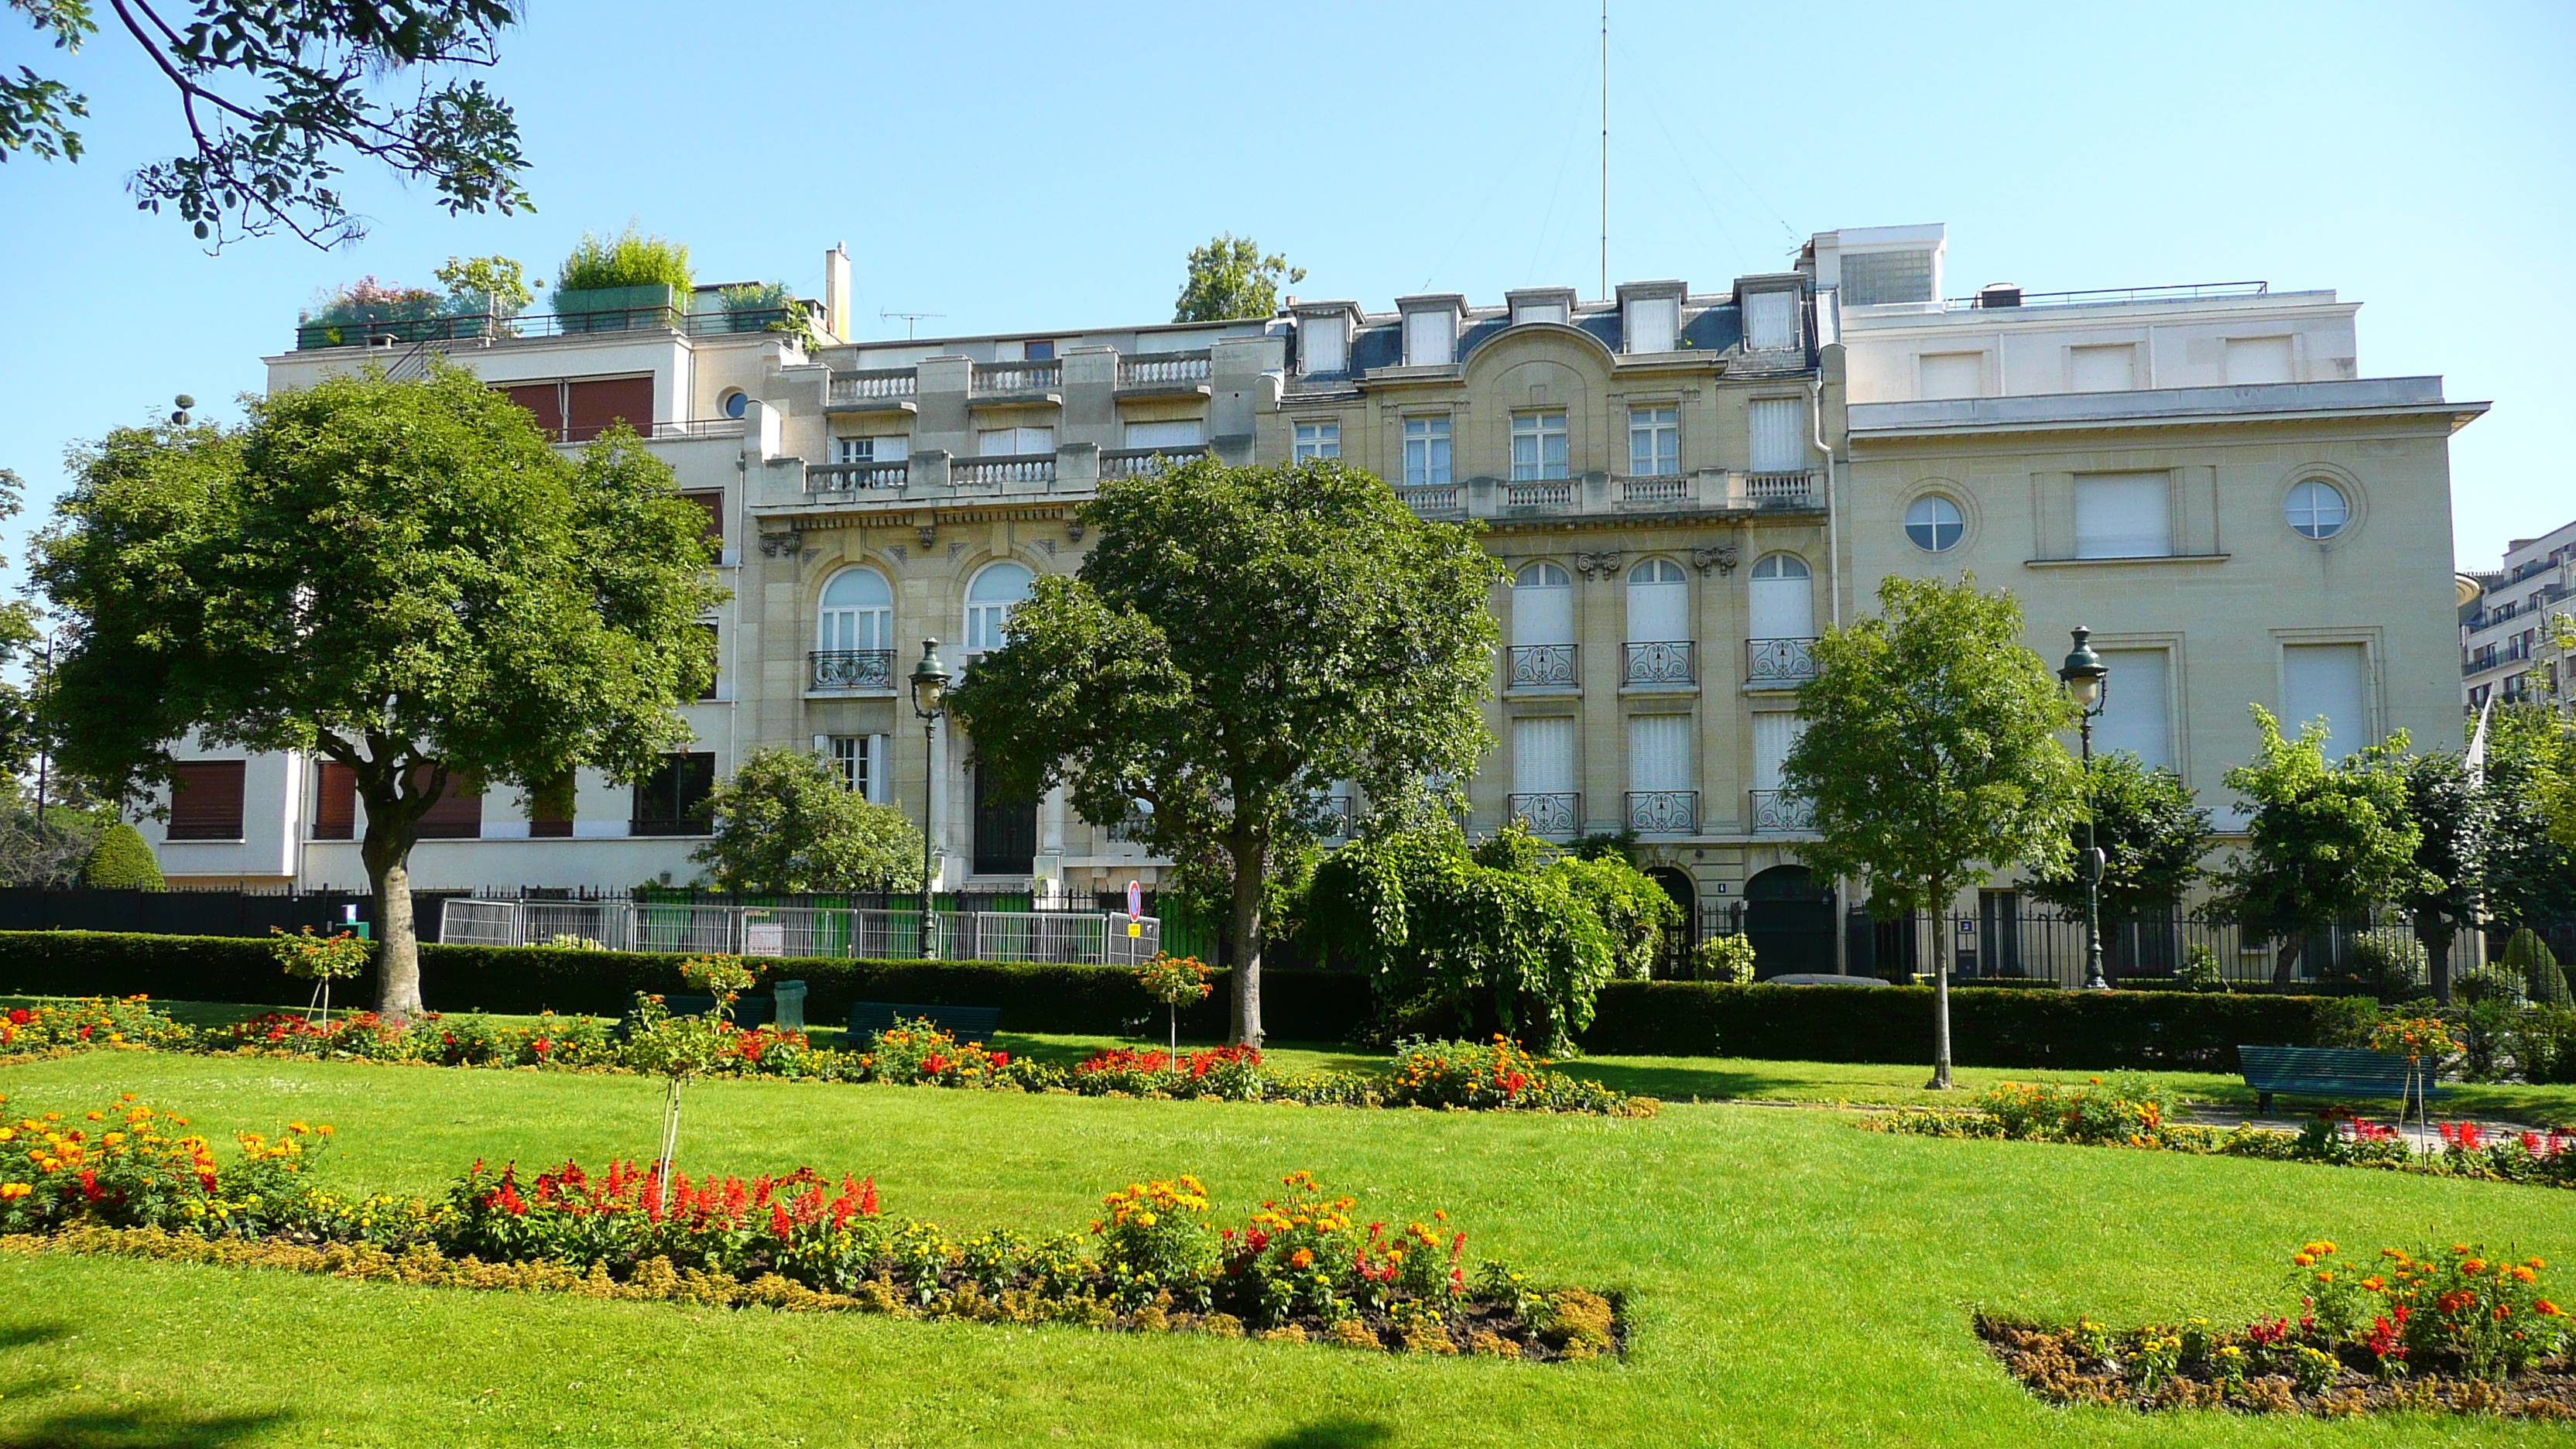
(2057, 627), (2112, 992)
(909, 639), (951, 961)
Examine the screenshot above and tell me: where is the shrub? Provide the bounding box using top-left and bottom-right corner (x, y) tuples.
(1690, 933), (1757, 984)
(2506, 928), (2571, 1007)
(862, 1017), (1016, 1088)
(1093, 1174), (1218, 1307)
(304, 276), (444, 327)
(557, 225), (693, 295)
(0, 995), (190, 1053)
(2173, 943), (2225, 992)
(80, 824), (163, 889)
(1377, 1036), (1647, 1115)
(1072, 1045), (1262, 1101)
(2512, 1007), (2576, 1085)
(2455, 965), (2526, 1007)
(0, 1094), (335, 1239)
(1970, 1074), (2174, 1144)
(2341, 929), (2427, 1002)
(433, 255), (535, 317)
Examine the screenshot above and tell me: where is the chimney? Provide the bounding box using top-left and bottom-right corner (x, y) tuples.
(824, 245), (851, 341)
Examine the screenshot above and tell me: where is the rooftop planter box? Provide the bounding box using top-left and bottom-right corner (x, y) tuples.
(552, 283), (682, 334)
(295, 305), (501, 351)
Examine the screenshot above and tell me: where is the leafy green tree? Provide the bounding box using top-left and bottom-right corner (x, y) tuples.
(3, 0), (532, 247)
(433, 254), (535, 316)
(1781, 574), (2082, 1089)
(690, 747), (925, 895)
(2483, 705), (2576, 927)
(2505, 927), (2570, 1007)
(1305, 822), (1668, 1052)
(949, 456), (1500, 1044)
(557, 225), (693, 293)
(2023, 752), (2211, 934)
(1171, 235), (1305, 322)
(79, 821), (162, 888)
(2397, 748), (2489, 1004)
(2208, 707), (2429, 985)
(36, 365), (723, 1018)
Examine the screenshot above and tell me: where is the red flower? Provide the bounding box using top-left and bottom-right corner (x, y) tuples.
(858, 1176), (879, 1217)
(5, 1009), (29, 1026)
(769, 1203), (792, 1238)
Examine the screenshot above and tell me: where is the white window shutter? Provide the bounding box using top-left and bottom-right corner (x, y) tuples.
(1628, 714), (1691, 791)
(2073, 474), (2173, 558)
(2282, 645), (2369, 762)
(1513, 718), (1576, 795)
(868, 735), (892, 803)
(1749, 398), (1806, 472)
(1745, 291), (1797, 351)
(2093, 650), (2171, 769)
(1751, 714), (1804, 792)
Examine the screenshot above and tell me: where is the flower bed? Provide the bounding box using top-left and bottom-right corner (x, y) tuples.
(1869, 1077), (2576, 1190)
(0, 1093), (1622, 1360)
(7, 999), (1659, 1118)
(1981, 1240), (2574, 1417)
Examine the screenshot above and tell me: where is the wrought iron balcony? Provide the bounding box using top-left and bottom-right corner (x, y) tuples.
(1745, 636), (1818, 687)
(1508, 643), (1577, 689)
(1624, 640), (1694, 687)
(1748, 790), (1814, 833)
(1625, 790), (1698, 834)
(1506, 792), (1580, 836)
(809, 649), (895, 691)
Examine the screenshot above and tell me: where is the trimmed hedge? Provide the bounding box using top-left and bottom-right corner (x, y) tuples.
(1577, 981), (2379, 1071)
(0, 930), (2373, 1070)
(0, 931), (1372, 1043)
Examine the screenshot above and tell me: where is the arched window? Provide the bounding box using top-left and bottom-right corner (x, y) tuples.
(817, 567), (892, 654)
(2286, 479), (2349, 540)
(964, 561), (1035, 654)
(1748, 553), (1813, 641)
(1625, 558), (1687, 642)
(1905, 495), (1965, 552)
(1512, 562), (1572, 646)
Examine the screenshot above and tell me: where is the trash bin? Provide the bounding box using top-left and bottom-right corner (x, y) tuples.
(773, 980), (807, 1033)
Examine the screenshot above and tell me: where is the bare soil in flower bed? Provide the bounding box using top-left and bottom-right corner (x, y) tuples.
(1, 1225), (1624, 1361)
(1977, 1316), (2576, 1419)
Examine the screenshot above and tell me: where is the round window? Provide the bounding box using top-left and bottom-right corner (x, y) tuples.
(1905, 495), (1965, 552)
(720, 389), (749, 420)
(2286, 479), (2348, 540)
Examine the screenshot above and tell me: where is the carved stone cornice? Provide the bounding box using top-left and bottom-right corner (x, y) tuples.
(755, 530), (803, 559)
(1690, 544), (1739, 577)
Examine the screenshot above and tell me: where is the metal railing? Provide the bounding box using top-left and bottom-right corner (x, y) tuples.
(810, 649), (895, 690)
(807, 461), (909, 493)
(1622, 475), (1689, 503)
(1746, 637), (1818, 687)
(1941, 281), (2269, 311)
(1625, 790), (1697, 834)
(642, 418), (747, 440)
(1624, 640), (1694, 687)
(954, 453), (1055, 485)
(1748, 790), (1814, 833)
(1848, 903), (2406, 991)
(829, 368), (920, 405)
(1117, 351), (1211, 388)
(440, 897), (1160, 965)
(1506, 793), (1580, 836)
(1505, 481), (1575, 509)
(1508, 643), (1577, 688)
(971, 361), (1062, 394)
(1100, 446), (1208, 479)
(1744, 471), (1818, 507)
(294, 305), (813, 351)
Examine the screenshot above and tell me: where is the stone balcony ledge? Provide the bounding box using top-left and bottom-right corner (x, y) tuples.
(1396, 469), (1821, 524)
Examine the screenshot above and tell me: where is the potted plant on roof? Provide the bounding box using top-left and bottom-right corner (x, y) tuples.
(554, 225), (693, 334)
(711, 281), (817, 349)
(296, 277), (447, 350)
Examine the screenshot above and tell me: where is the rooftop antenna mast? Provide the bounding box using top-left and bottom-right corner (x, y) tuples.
(1599, 0), (1608, 300)
(879, 310), (945, 340)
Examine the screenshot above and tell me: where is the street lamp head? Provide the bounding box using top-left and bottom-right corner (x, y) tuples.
(909, 639), (951, 720)
(2058, 626), (2108, 711)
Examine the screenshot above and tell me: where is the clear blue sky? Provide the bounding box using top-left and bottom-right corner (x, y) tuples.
(2, 0), (2568, 579)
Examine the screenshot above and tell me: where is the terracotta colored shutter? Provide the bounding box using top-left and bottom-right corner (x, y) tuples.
(680, 489), (724, 546)
(528, 773), (574, 839)
(167, 762), (247, 840)
(564, 376), (655, 442)
(502, 382), (564, 440)
(313, 762), (357, 841)
(411, 766), (483, 840)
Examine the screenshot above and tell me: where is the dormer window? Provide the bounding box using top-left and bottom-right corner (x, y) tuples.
(1293, 303), (1356, 375)
(1507, 286), (1577, 327)
(1396, 295), (1463, 367)
(1617, 281), (1684, 355)
(1744, 289), (1800, 351)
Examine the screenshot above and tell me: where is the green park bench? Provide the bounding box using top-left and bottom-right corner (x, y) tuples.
(848, 1002), (1002, 1045)
(2237, 1044), (2448, 1115)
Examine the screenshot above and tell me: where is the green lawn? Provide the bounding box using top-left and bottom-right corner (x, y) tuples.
(2, 1051), (2573, 1447)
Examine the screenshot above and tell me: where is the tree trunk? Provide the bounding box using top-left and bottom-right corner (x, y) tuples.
(2272, 937), (2303, 986)
(1926, 883), (1954, 1091)
(1228, 826), (1266, 1047)
(2420, 922), (2456, 1006)
(361, 808), (424, 1021)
